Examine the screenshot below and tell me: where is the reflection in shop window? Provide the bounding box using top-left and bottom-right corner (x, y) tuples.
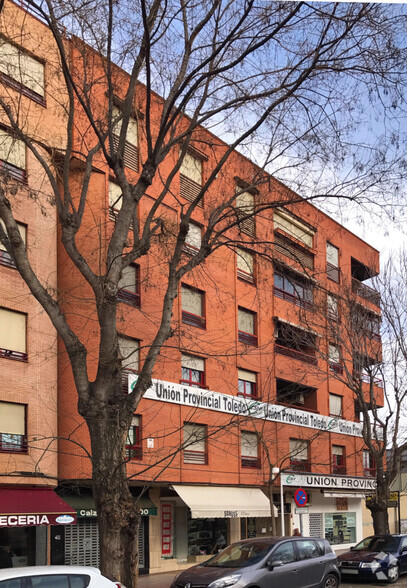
(187, 514), (227, 556)
(325, 512), (356, 545)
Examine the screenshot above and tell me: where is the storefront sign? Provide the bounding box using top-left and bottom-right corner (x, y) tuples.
(0, 514), (75, 527)
(366, 492), (398, 507)
(282, 472), (376, 491)
(129, 376), (380, 439)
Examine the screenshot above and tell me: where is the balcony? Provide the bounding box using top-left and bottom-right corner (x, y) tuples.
(289, 459), (311, 472)
(274, 286), (313, 311)
(332, 463), (347, 475)
(352, 278), (380, 307)
(275, 344), (317, 366)
(329, 361), (343, 375)
(361, 372), (383, 388)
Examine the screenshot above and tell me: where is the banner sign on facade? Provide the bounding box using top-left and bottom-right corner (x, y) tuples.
(282, 472), (376, 491)
(129, 376), (382, 440)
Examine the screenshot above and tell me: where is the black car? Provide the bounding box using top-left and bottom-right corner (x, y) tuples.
(338, 534), (407, 583)
(171, 536), (340, 588)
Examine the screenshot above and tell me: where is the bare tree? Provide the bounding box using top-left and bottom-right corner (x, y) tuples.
(1, 0), (407, 584)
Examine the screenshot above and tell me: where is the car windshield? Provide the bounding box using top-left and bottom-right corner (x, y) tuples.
(203, 541), (273, 568)
(353, 536), (400, 553)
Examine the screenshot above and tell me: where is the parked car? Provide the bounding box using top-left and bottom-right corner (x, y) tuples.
(171, 536), (340, 588)
(0, 565), (126, 587)
(338, 534), (407, 583)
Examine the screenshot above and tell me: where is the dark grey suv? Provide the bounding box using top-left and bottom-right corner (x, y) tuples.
(171, 536), (340, 588)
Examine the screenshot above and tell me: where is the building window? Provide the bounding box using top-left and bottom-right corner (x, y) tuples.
(327, 295), (338, 320)
(325, 513), (356, 545)
(183, 222), (202, 254)
(0, 220), (26, 269)
(181, 284), (205, 328)
(108, 180), (123, 220)
(238, 369), (257, 399)
(363, 450), (376, 477)
(274, 270), (313, 309)
(274, 233), (314, 270)
(0, 40), (45, 104)
(275, 320), (317, 365)
(119, 336), (139, 372)
(125, 415), (142, 460)
(353, 354), (383, 388)
(329, 343), (342, 374)
(273, 209), (314, 248)
(183, 422), (207, 464)
(0, 129), (27, 182)
(332, 445), (346, 475)
(326, 243), (340, 282)
(180, 152), (202, 204)
(181, 353), (205, 387)
(276, 379), (317, 411)
(112, 106), (139, 172)
(0, 308), (27, 361)
(241, 431), (260, 469)
(238, 307), (257, 346)
(118, 264), (140, 307)
(289, 439), (310, 472)
(329, 394), (342, 417)
(236, 190), (255, 236)
(236, 249), (254, 283)
(0, 401), (27, 453)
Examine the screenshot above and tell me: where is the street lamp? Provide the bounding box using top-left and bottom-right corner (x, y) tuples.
(271, 467), (285, 536)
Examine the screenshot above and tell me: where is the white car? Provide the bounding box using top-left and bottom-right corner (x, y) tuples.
(0, 565), (126, 587)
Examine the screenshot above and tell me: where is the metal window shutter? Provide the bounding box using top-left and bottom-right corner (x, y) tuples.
(64, 518), (100, 567)
(274, 233), (314, 270)
(309, 513), (323, 537)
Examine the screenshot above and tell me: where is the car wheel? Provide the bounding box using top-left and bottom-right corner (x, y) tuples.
(387, 564), (399, 583)
(321, 573), (339, 588)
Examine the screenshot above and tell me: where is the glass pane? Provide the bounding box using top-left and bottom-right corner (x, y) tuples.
(271, 541), (295, 564)
(0, 581), (22, 588)
(274, 273), (284, 289)
(31, 576), (70, 588)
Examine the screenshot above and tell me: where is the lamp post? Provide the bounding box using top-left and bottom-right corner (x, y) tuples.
(271, 467), (284, 536)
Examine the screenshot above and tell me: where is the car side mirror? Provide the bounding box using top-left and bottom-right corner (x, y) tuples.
(402, 546), (407, 553)
(267, 559), (283, 571)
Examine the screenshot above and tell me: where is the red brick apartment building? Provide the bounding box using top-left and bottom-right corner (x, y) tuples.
(0, 0), (383, 573)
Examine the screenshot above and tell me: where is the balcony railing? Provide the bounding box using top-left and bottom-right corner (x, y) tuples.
(329, 361), (343, 375)
(333, 464), (347, 475)
(241, 456), (260, 469)
(361, 372), (384, 388)
(352, 278), (380, 307)
(289, 459), (311, 472)
(274, 286), (313, 311)
(184, 449), (207, 465)
(275, 344), (317, 365)
(364, 467), (377, 478)
(0, 433), (27, 453)
(182, 311), (206, 329)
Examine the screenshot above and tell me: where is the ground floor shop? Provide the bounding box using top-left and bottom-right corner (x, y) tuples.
(0, 486), (77, 566)
(281, 472), (375, 550)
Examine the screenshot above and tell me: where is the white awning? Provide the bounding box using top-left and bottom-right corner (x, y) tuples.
(323, 492), (366, 499)
(171, 485), (278, 518)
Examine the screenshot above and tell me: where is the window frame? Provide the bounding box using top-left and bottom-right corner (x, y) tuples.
(238, 369), (257, 399)
(0, 127), (28, 183)
(238, 307), (258, 346)
(329, 343), (343, 374)
(125, 414), (142, 460)
(236, 248), (255, 284)
(183, 422), (208, 465)
(274, 270), (313, 309)
(0, 307), (28, 361)
(118, 335), (140, 374)
(326, 242), (340, 282)
(0, 401), (27, 454)
(111, 105), (139, 173)
(183, 221), (202, 255)
(180, 151), (203, 205)
(117, 263), (141, 308)
(181, 284), (205, 328)
(332, 445), (346, 475)
(0, 38), (46, 106)
(289, 438), (311, 472)
(363, 450), (376, 477)
(329, 393), (343, 417)
(181, 353), (205, 388)
(240, 430), (260, 469)
(0, 220), (27, 269)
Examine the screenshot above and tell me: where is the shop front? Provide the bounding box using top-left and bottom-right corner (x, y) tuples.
(0, 486), (77, 566)
(55, 491), (157, 574)
(148, 485), (277, 574)
(281, 472), (376, 549)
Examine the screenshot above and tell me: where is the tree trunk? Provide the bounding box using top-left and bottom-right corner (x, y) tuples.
(86, 402), (140, 588)
(367, 493), (390, 534)
(267, 481), (277, 536)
